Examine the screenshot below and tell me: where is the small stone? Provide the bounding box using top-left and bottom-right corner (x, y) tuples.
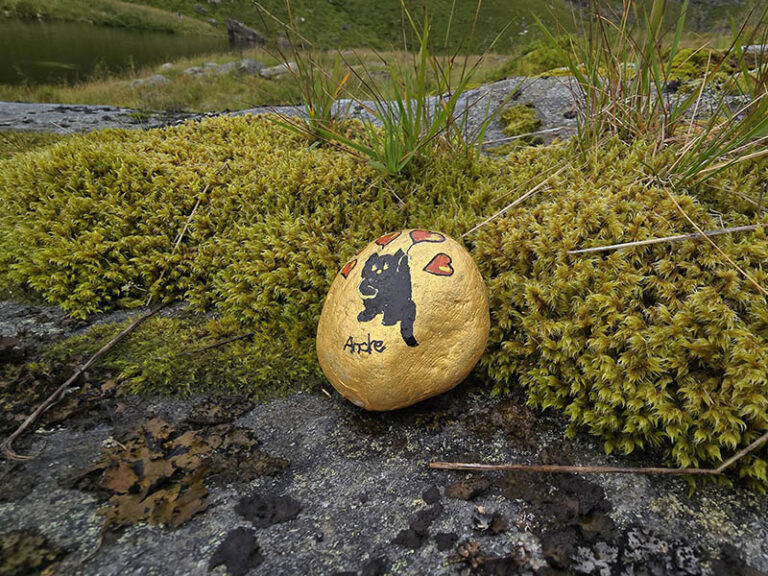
(130, 74), (168, 88)
(445, 476), (490, 501)
(316, 229), (490, 411)
(215, 62), (238, 75)
(238, 58), (265, 76)
(159, 62), (174, 71)
(259, 62), (297, 80)
(183, 66), (204, 76)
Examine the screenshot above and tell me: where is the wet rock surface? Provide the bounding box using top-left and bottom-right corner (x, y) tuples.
(2, 301), (768, 575)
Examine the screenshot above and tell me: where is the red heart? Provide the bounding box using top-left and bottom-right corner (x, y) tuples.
(375, 231), (401, 247)
(424, 253), (454, 276)
(340, 259), (357, 278)
(410, 230), (446, 244)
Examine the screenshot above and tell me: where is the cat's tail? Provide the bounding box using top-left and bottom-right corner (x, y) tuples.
(401, 320), (418, 347)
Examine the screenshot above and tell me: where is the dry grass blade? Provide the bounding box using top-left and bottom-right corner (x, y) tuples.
(430, 431), (768, 477)
(1, 301), (170, 460)
(429, 461), (721, 475)
(150, 331), (256, 362)
(568, 223), (768, 254)
(461, 165), (567, 238)
(661, 186), (768, 298)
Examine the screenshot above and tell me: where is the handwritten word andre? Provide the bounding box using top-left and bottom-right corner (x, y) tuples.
(343, 334), (386, 355)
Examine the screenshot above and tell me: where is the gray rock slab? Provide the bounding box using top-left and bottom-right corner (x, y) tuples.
(0, 77), (577, 142)
(1, 379), (767, 575)
(2, 298), (768, 574)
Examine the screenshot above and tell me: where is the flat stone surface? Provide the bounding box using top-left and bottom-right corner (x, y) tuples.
(2, 301), (768, 575)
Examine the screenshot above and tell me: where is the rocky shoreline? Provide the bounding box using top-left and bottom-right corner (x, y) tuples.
(0, 77), (578, 147)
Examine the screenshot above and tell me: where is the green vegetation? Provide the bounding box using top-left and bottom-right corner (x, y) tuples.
(500, 104), (542, 138)
(129, 0), (575, 52)
(0, 0), (217, 34)
(0, 47), (508, 113)
(476, 143), (768, 487)
(0, 131), (67, 160)
(278, 2), (511, 178)
(0, 49), (298, 111)
(2, 0), (768, 489)
(1, 115), (767, 486)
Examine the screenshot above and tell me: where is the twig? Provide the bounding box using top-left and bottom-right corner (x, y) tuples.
(661, 185), (768, 297)
(430, 430), (768, 477)
(568, 222), (768, 254)
(1, 301), (170, 461)
(429, 461), (721, 475)
(150, 331), (256, 362)
(716, 431), (768, 473)
(147, 164), (228, 306)
(483, 126), (568, 146)
(461, 165), (568, 238)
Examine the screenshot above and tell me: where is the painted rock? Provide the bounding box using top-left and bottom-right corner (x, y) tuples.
(316, 229), (490, 411)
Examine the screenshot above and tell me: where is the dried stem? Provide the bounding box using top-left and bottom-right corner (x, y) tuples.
(461, 165), (568, 238)
(429, 461), (720, 475)
(568, 223), (768, 254)
(150, 331), (256, 362)
(430, 431), (768, 478)
(661, 186), (768, 297)
(1, 301), (170, 461)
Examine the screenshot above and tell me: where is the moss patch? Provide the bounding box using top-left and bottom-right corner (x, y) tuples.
(2, 117), (767, 486)
(0, 131), (68, 160)
(475, 142), (768, 488)
(500, 103), (542, 138)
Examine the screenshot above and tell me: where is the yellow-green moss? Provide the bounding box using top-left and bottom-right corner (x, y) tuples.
(41, 315), (314, 399)
(1, 117), (767, 487)
(0, 131), (68, 160)
(499, 103), (542, 138)
(669, 48), (739, 83)
(475, 141), (768, 488)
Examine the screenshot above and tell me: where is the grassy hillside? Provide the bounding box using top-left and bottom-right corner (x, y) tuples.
(126, 0), (578, 52)
(2, 0), (754, 52)
(0, 0), (217, 34)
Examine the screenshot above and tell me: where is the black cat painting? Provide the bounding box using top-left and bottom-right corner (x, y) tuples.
(357, 249), (418, 347)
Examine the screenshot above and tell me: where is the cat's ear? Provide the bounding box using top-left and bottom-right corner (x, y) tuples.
(394, 249), (407, 270)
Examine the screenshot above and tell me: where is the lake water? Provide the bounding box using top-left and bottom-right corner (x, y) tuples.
(0, 19), (228, 85)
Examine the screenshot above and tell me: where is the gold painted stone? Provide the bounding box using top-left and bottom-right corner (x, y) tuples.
(316, 229), (490, 411)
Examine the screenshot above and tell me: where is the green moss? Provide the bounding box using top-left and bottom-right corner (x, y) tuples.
(41, 315), (312, 399)
(0, 131), (68, 160)
(500, 104), (542, 138)
(2, 117), (767, 487)
(669, 48), (739, 83)
(491, 38), (572, 80)
(475, 141), (768, 489)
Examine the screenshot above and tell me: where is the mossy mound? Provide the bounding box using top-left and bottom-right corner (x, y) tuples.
(0, 131), (68, 161)
(475, 142), (768, 487)
(1, 117), (767, 486)
(0, 115), (498, 391)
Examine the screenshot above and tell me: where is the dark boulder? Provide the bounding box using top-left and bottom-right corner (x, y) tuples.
(226, 19), (265, 47)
